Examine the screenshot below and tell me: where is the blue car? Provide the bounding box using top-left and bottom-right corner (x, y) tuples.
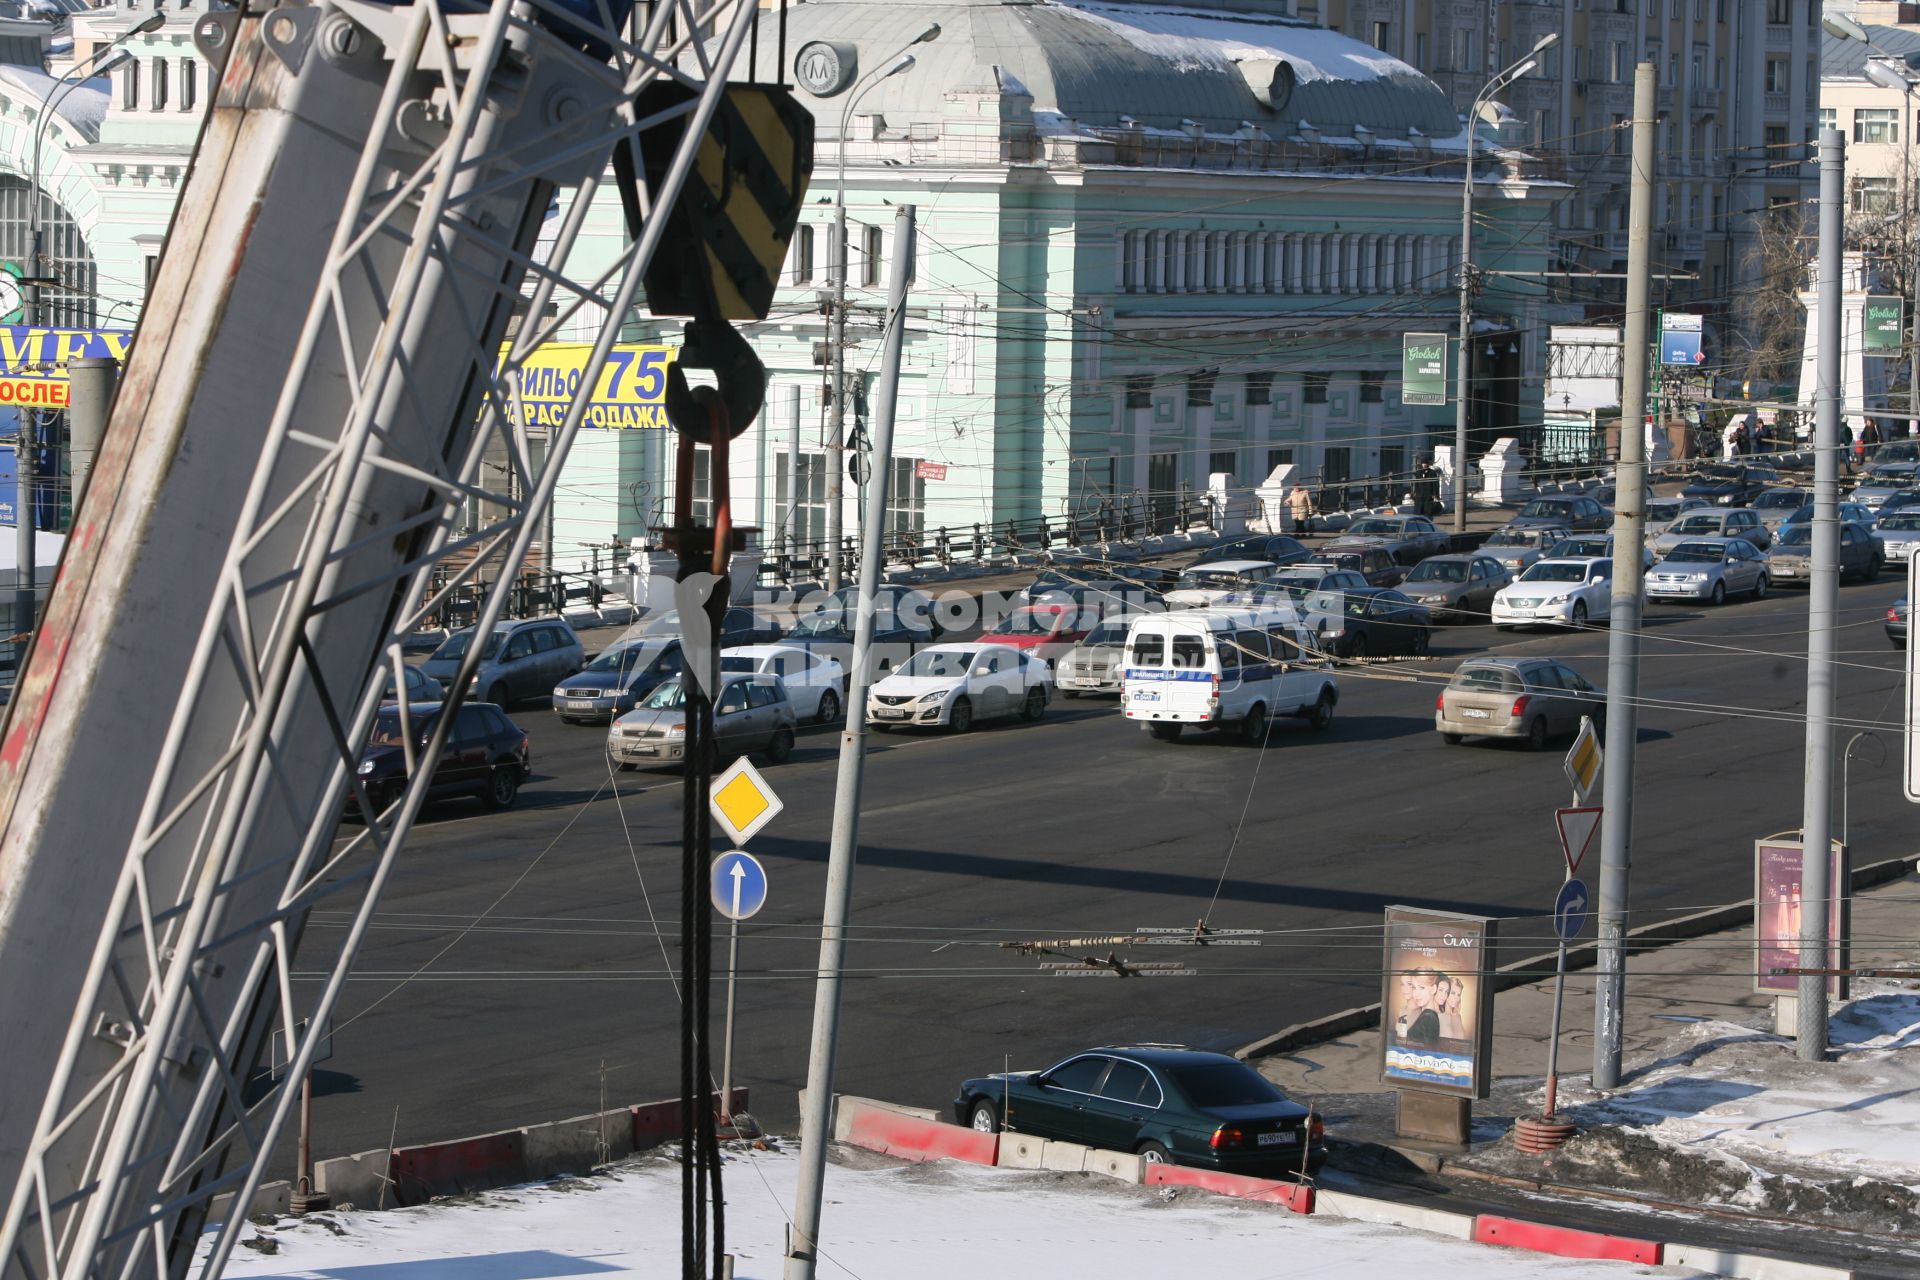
(954, 1045), (1327, 1177)
(550, 637), (686, 724)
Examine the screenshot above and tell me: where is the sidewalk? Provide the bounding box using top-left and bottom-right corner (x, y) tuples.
(1255, 862), (1920, 1241)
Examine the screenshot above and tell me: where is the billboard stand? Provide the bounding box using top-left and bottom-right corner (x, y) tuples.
(1380, 907), (1498, 1152)
(1755, 832), (1849, 1035)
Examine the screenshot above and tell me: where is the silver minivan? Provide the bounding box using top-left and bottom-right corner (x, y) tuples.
(423, 616), (583, 707)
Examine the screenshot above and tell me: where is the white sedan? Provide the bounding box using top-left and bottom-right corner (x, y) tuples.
(721, 644), (846, 724)
(1490, 558), (1618, 631)
(865, 643), (1052, 733)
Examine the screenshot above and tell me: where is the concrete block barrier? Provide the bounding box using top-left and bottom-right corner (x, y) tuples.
(995, 1134), (1046, 1170)
(1142, 1163), (1315, 1214)
(631, 1088), (745, 1151)
(1038, 1140), (1091, 1173)
(1314, 1190), (1474, 1239)
(1662, 1245), (1855, 1280)
(1472, 1214), (1662, 1265)
(206, 1180), (290, 1227)
(523, 1107), (637, 1180)
(1085, 1149), (1143, 1184)
(389, 1128), (528, 1206)
(840, 1104), (998, 1166)
(314, 1149), (392, 1209)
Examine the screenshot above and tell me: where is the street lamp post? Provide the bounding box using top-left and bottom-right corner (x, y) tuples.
(1453, 33), (1557, 533)
(823, 23), (938, 593)
(13, 18), (160, 659)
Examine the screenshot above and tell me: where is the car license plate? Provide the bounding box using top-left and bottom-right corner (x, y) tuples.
(1462, 708), (1490, 719)
(621, 744), (657, 757)
(569, 700), (597, 711)
(1777, 566), (1798, 576)
(1131, 690), (1160, 702)
(875, 708), (908, 720)
(1256, 1131), (1296, 1147)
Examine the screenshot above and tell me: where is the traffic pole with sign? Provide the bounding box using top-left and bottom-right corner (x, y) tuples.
(711, 850), (769, 1128)
(1544, 877), (1590, 1121)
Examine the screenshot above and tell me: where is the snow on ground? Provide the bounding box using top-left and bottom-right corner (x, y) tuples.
(203, 1147), (1715, 1279)
(1548, 985), (1920, 1186)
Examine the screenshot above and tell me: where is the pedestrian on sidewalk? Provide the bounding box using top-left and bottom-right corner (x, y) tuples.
(1287, 484), (1313, 536)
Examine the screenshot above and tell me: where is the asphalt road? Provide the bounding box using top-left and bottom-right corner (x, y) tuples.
(287, 571), (1915, 1171)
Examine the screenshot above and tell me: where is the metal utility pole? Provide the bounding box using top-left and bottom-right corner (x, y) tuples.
(1799, 129), (1845, 1063)
(1592, 61), (1656, 1092)
(786, 203), (913, 1280)
(66, 356), (117, 512)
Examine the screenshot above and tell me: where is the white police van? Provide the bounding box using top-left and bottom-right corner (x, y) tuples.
(1121, 606), (1339, 743)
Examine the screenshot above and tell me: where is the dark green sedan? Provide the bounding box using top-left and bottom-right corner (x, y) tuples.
(953, 1045), (1326, 1176)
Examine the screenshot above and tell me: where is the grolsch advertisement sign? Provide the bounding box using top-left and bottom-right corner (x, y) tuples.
(1864, 298), (1903, 355)
(1401, 333), (1448, 406)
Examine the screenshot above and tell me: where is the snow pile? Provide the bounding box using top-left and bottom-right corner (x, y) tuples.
(201, 1146), (1708, 1278)
(1050, 1), (1413, 83)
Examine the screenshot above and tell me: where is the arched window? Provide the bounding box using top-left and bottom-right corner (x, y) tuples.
(0, 176), (100, 329)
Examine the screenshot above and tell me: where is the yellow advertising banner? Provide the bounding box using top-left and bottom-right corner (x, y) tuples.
(500, 342), (676, 429)
(0, 328), (135, 412)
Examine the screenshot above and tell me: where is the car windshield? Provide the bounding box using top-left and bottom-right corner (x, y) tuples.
(585, 643), (649, 673)
(897, 649), (976, 679)
(1175, 569), (1243, 589)
(1645, 500), (1685, 521)
(719, 655), (759, 673)
(1665, 542), (1728, 563)
(1754, 491), (1804, 510)
(1406, 561), (1466, 583)
(990, 608), (1066, 636)
(1672, 515), (1723, 533)
(1483, 530), (1539, 549)
(1880, 513), (1920, 531)
(1696, 465), (1743, 482)
(1452, 665), (1521, 692)
(1083, 621), (1130, 647)
(1779, 526), (1814, 547)
(367, 708), (437, 745)
(1867, 466), (1912, 482)
(1170, 1062), (1285, 1108)
(1519, 562), (1587, 583)
(790, 611), (850, 636)
(1781, 506), (1816, 524)
(1346, 518), (1403, 536)
(642, 679), (687, 710)
(430, 629), (502, 662)
(1550, 539), (1605, 558)
(1517, 500), (1572, 519)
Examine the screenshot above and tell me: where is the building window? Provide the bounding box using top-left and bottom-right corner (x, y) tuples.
(1414, 32), (1427, 67)
(1533, 108), (1555, 146)
(121, 59), (139, 109)
(1303, 373), (1329, 405)
(1853, 176), (1896, 214)
(1452, 28), (1475, 73)
(1246, 372), (1273, 406)
(1612, 113), (1627, 153)
(179, 58), (196, 112)
(1765, 59), (1788, 93)
(1125, 376), (1153, 409)
(1609, 41), (1626, 82)
(1855, 108), (1900, 145)
(1358, 372), (1384, 404)
(1766, 0), (1790, 22)
(774, 450), (829, 549)
(860, 223), (882, 286)
(151, 57), (167, 110)
(0, 176), (97, 328)
(1818, 106), (1835, 132)
(1322, 446), (1351, 485)
(792, 223), (814, 284)
(1267, 448), (1294, 473)
(887, 458), (926, 536)
(1208, 450), (1238, 478)
(1370, 20), (1389, 50)
(1187, 370), (1216, 407)
(1380, 445), (1408, 483)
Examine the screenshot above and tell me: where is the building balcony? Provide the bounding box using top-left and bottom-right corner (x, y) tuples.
(1765, 92), (1791, 114)
(1765, 25), (1793, 50)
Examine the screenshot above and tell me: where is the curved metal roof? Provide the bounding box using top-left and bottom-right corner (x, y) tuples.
(736, 0), (1459, 138)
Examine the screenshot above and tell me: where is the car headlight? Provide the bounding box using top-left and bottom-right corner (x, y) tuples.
(357, 760), (376, 776)
(918, 689), (949, 703)
(667, 724), (686, 737)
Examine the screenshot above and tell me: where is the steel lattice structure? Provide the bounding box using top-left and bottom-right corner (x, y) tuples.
(0, 0), (758, 1274)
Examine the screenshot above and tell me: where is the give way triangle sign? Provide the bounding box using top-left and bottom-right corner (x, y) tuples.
(1555, 806), (1603, 877)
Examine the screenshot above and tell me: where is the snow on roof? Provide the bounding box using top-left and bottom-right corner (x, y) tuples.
(1051, 0), (1413, 83)
(0, 64), (107, 136)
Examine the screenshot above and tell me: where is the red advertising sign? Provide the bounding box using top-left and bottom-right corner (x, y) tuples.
(1754, 838), (1848, 997)
(914, 460), (947, 481)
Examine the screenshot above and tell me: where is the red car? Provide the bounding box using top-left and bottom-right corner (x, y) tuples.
(978, 603), (1096, 664)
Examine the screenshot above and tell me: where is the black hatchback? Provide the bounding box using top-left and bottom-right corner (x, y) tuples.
(352, 701), (531, 815)
(954, 1046), (1327, 1177)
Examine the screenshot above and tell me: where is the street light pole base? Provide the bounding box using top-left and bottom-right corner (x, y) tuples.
(1513, 1115), (1577, 1153)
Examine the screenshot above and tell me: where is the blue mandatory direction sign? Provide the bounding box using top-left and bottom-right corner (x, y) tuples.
(1553, 877), (1591, 943)
(711, 850), (768, 921)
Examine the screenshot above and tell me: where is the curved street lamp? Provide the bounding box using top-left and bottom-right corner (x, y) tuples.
(1452, 31), (1558, 533)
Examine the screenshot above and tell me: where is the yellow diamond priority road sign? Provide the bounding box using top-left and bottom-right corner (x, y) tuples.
(710, 756), (784, 847)
(1564, 716), (1603, 803)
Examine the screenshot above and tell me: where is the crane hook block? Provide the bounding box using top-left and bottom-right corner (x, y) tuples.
(664, 318), (763, 444)
(616, 82), (815, 324)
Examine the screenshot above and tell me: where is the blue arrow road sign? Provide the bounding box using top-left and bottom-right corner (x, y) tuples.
(1553, 877), (1590, 943)
(711, 850), (768, 921)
